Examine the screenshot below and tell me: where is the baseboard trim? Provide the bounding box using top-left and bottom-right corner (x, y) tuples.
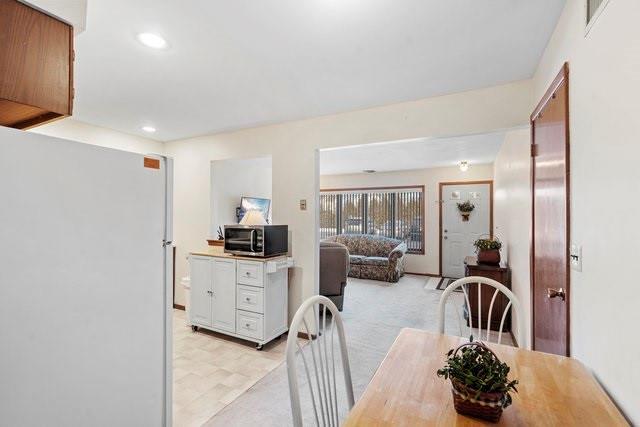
(173, 304), (185, 311)
(405, 272), (440, 277)
(297, 331), (317, 340)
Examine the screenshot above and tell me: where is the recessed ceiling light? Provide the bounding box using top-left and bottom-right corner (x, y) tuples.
(137, 33), (167, 49)
(142, 126), (156, 133)
(459, 161), (469, 172)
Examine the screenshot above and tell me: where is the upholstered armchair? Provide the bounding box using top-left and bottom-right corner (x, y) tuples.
(319, 241), (350, 310)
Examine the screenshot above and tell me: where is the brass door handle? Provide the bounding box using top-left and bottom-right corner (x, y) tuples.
(547, 288), (565, 301)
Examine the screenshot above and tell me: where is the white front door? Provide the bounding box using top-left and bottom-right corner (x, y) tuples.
(442, 183), (491, 278)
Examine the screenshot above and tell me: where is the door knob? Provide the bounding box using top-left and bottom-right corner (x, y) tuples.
(444, 229), (448, 233)
(443, 236), (448, 240)
(547, 288), (565, 301)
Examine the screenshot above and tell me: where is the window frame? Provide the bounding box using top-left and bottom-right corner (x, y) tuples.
(319, 185), (425, 255)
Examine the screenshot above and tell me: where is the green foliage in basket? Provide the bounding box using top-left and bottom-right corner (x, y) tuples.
(457, 200), (475, 213)
(473, 238), (502, 252)
(437, 339), (518, 408)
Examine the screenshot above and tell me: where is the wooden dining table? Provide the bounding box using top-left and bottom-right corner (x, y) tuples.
(344, 328), (628, 426)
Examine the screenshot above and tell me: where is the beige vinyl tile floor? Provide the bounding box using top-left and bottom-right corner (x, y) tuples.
(172, 309), (291, 427)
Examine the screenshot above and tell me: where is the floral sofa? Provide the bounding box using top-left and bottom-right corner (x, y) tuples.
(322, 234), (407, 283)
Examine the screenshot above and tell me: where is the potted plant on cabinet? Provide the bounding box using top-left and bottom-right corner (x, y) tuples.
(437, 339), (519, 422)
(457, 200), (475, 221)
(474, 237), (502, 265)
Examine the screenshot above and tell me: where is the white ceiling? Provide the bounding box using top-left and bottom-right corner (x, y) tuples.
(73, 0), (565, 141)
(319, 131), (510, 175)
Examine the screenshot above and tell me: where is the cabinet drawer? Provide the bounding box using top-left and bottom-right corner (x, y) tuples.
(237, 261), (264, 287)
(237, 285), (264, 314)
(236, 310), (264, 340)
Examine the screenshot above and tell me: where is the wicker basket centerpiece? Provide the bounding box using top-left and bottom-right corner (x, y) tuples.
(437, 340), (518, 423)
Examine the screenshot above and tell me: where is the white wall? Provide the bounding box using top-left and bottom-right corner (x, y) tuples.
(530, 0), (640, 421)
(30, 118), (164, 154)
(492, 128), (531, 348)
(165, 80), (532, 316)
(210, 156), (272, 237)
(320, 164), (494, 275)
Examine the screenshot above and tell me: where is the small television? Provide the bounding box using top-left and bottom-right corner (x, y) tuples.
(237, 196), (271, 224)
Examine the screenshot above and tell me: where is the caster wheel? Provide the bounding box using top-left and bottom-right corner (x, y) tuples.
(255, 344), (264, 351)
(191, 325), (198, 332)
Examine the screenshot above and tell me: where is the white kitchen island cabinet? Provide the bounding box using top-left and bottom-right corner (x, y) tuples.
(188, 249), (290, 350)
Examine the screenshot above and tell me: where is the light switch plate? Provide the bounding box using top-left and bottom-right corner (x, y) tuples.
(570, 244), (582, 272)
(299, 199), (307, 211)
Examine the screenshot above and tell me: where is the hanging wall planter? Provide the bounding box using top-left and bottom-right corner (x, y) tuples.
(457, 200), (475, 222)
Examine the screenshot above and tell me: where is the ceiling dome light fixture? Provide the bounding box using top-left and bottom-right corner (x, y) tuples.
(137, 32), (168, 49)
(459, 161), (469, 172)
(142, 126), (156, 133)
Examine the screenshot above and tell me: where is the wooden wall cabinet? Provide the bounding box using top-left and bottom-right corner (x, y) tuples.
(0, 0), (74, 129)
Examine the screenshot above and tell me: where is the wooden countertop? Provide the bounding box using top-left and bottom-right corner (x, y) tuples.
(189, 246), (288, 262)
(344, 328), (628, 426)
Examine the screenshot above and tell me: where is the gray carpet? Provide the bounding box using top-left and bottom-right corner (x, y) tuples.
(204, 275), (489, 426)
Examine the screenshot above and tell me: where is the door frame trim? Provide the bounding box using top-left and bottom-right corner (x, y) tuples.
(438, 180), (494, 277)
(530, 62), (571, 355)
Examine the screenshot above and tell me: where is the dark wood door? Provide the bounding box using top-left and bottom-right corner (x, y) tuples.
(531, 64), (570, 356)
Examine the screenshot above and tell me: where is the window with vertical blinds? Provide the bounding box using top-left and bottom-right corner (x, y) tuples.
(319, 186), (424, 254)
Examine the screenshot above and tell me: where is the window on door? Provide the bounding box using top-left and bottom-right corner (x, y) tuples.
(319, 186), (424, 254)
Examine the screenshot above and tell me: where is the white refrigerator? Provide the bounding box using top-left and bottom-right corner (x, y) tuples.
(0, 127), (173, 426)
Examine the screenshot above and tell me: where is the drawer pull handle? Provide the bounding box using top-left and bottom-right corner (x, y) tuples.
(245, 323), (250, 328)
(245, 297), (251, 301)
(246, 271), (251, 276)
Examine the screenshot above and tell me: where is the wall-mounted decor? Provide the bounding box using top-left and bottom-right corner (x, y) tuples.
(457, 200), (475, 221)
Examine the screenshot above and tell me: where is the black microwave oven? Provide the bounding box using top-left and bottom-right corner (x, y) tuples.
(224, 225), (288, 257)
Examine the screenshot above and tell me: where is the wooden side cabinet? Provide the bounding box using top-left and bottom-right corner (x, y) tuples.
(0, 0), (74, 129)
(464, 256), (512, 332)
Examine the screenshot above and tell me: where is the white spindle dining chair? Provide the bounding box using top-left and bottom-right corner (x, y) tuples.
(437, 276), (524, 347)
(286, 295), (354, 427)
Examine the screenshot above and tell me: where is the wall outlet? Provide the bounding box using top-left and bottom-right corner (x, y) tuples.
(570, 244), (582, 272)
